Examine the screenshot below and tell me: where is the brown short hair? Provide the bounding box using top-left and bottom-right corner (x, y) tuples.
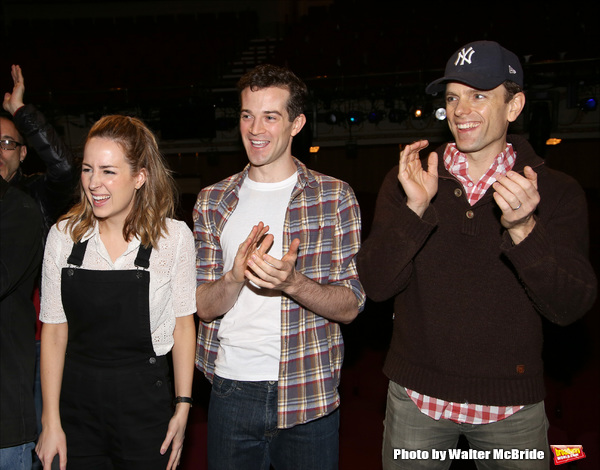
(503, 80), (523, 103)
(237, 64), (308, 121)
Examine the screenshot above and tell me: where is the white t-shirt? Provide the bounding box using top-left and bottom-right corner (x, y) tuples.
(215, 172), (297, 381)
(40, 218), (197, 356)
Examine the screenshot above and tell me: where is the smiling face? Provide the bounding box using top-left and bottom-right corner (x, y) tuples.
(81, 137), (146, 229)
(0, 117), (27, 181)
(445, 82), (524, 164)
(239, 86), (306, 182)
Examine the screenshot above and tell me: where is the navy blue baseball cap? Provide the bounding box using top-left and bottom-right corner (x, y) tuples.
(426, 41), (523, 94)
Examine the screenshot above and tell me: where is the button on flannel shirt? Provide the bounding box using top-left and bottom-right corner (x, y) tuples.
(444, 142), (516, 205)
(405, 142), (523, 425)
(193, 158), (365, 429)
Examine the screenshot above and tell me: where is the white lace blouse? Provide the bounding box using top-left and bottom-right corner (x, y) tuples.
(40, 218), (197, 356)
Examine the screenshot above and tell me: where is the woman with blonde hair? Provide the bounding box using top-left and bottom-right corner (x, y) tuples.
(35, 115), (196, 470)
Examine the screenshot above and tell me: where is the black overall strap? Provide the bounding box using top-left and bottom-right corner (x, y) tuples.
(134, 244), (153, 269)
(66, 240), (89, 267)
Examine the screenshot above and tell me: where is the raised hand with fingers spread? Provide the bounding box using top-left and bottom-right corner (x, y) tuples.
(397, 140), (439, 217)
(3, 64), (26, 115)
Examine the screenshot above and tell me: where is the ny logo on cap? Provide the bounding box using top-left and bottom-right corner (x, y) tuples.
(455, 47), (475, 66)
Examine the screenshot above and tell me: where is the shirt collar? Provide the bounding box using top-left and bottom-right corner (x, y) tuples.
(443, 143), (516, 180)
(234, 157), (316, 193)
(85, 222), (142, 264)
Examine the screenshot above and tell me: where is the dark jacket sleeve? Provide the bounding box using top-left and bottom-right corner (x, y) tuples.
(356, 166), (437, 302)
(0, 179), (43, 300)
(501, 168), (597, 325)
(13, 104), (77, 226)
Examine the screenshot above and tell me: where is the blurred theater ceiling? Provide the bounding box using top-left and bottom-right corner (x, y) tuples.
(2, 0), (598, 152)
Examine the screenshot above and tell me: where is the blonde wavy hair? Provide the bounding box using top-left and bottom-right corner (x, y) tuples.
(60, 115), (176, 248)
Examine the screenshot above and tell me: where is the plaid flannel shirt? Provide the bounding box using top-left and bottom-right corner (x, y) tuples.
(193, 158), (365, 429)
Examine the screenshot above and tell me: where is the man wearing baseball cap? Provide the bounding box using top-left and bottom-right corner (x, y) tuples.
(357, 41), (597, 469)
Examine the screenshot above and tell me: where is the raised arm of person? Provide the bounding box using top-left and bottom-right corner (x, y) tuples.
(246, 237), (360, 324)
(357, 141), (440, 302)
(2, 65), (26, 117)
(4, 65), (76, 224)
(246, 183), (365, 324)
(397, 140), (439, 217)
(195, 222), (270, 321)
(497, 162), (597, 325)
(492, 166), (539, 244)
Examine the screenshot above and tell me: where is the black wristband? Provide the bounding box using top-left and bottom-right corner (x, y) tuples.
(174, 396), (193, 406)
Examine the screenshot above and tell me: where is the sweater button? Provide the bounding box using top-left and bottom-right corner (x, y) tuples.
(454, 188), (462, 197)
(466, 210), (474, 219)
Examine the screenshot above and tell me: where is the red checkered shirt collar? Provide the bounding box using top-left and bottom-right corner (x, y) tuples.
(443, 143), (516, 205)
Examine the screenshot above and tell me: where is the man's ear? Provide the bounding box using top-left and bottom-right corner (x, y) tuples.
(291, 114), (307, 137)
(507, 92), (526, 123)
(19, 144), (27, 163)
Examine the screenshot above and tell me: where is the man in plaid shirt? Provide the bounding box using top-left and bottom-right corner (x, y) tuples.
(194, 64), (365, 470)
(358, 41), (597, 469)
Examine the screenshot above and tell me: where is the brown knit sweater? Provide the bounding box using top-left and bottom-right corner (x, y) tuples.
(357, 135), (597, 406)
